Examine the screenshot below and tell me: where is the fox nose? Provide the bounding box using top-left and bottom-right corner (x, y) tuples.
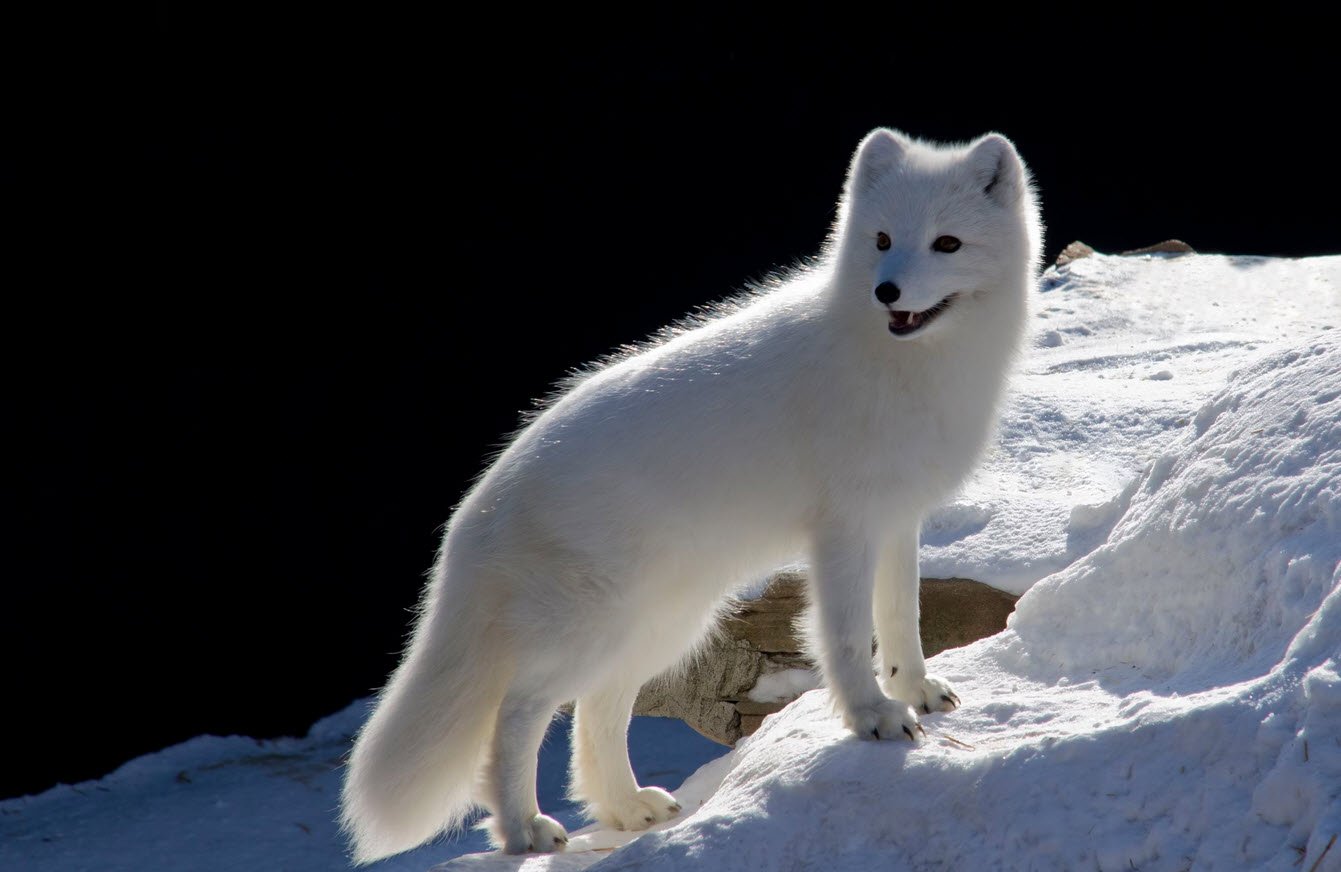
(875, 281), (902, 305)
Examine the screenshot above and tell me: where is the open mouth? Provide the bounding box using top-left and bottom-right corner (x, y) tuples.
(888, 294), (957, 336)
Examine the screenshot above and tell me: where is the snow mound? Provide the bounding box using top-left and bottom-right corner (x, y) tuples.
(0, 710), (726, 872)
(923, 253), (1341, 594)
(0, 701), (454, 872)
(567, 336), (1341, 871)
(747, 669), (820, 703)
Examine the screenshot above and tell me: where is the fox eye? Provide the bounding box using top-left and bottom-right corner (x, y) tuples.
(876, 232), (891, 251)
(932, 235), (961, 253)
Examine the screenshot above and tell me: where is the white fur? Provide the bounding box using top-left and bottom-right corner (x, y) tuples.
(340, 129), (1043, 861)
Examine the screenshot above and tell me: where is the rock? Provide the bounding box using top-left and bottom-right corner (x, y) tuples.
(633, 571), (1019, 745)
(1055, 240), (1095, 266)
(633, 571), (811, 746)
(1055, 239), (1195, 269)
(1120, 239), (1195, 256)
(918, 578), (1020, 658)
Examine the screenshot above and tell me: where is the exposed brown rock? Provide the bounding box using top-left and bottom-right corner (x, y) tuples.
(1055, 240), (1096, 266)
(633, 571), (1019, 745)
(918, 578), (1020, 658)
(632, 571), (811, 745)
(1120, 239), (1195, 256)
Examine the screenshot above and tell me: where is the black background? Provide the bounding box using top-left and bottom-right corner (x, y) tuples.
(4, 19), (1337, 798)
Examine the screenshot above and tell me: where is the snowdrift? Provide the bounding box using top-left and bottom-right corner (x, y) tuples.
(574, 335), (1341, 871)
(922, 252), (1340, 595)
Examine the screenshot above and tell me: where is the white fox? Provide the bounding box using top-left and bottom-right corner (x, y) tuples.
(341, 129), (1043, 861)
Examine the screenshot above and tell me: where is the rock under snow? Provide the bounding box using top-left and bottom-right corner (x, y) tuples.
(633, 573), (1017, 745)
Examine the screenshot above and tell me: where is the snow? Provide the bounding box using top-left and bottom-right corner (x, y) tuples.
(560, 323), (1341, 871)
(747, 669), (820, 703)
(5, 252), (1339, 871)
(0, 707), (726, 872)
(923, 252), (1341, 595)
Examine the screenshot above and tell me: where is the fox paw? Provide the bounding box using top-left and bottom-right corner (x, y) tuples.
(494, 813), (569, 854)
(885, 673), (961, 714)
(591, 786), (682, 831)
(843, 697), (923, 741)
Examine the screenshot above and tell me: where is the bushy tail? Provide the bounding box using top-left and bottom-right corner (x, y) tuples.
(340, 576), (512, 864)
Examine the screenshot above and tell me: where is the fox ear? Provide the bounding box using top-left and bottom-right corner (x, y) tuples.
(847, 128), (908, 193)
(968, 133), (1026, 205)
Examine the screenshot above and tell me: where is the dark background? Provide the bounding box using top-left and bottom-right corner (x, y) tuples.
(5, 20), (1337, 798)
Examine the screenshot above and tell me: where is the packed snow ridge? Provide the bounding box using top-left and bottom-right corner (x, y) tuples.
(922, 252), (1340, 596)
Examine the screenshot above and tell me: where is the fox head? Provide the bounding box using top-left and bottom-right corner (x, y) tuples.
(833, 129), (1042, 343)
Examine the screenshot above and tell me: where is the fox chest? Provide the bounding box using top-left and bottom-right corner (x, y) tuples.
(806, 367), (999, 501)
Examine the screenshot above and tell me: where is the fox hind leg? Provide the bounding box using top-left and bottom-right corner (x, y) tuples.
(570, 680), (681, 831)
(482, 691), (569, 854)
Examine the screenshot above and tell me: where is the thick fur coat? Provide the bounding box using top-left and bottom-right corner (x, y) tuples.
(341, 129), (1043, 861)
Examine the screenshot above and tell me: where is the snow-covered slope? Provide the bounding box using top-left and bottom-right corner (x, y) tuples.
(0, 707), (726, 872)
(3, 253), (1338, 871)
(432, 254), (1341, 872)
(575, 333), (1340, 872)
(923, 252), (1340, 594)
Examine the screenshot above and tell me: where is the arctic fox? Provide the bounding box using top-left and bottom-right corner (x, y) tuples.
(341, 129), (1042, 861)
